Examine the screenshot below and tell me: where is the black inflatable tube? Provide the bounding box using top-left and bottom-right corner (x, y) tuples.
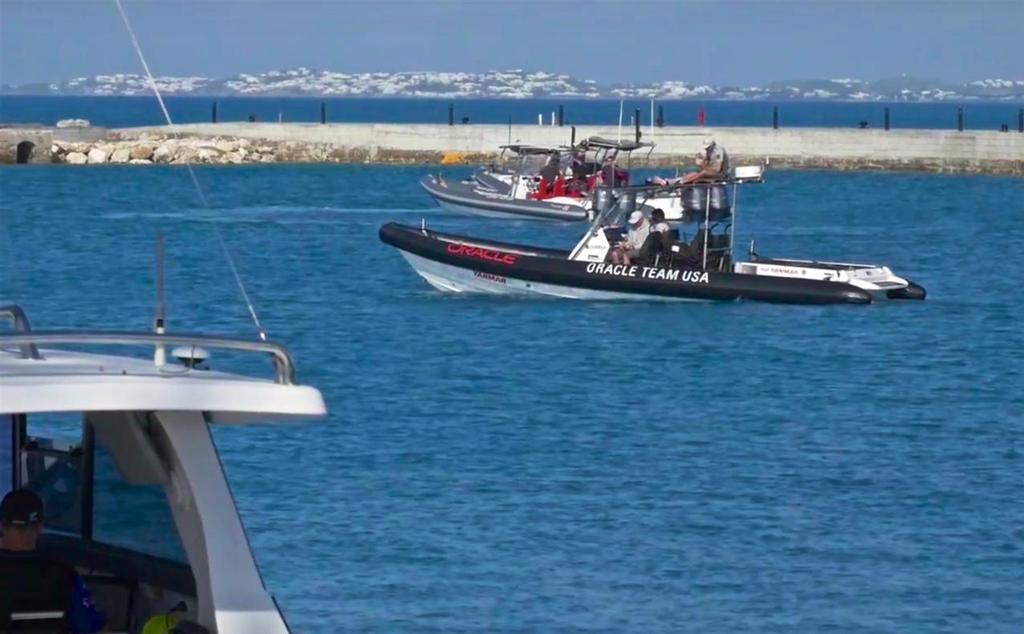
(887, 281), (926, 300)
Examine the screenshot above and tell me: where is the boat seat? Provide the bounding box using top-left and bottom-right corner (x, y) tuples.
(551, 177), (567, 197)
(649, 230), (676, 267)
(532, 178), (552, 200)
(80, 574), (137, 633)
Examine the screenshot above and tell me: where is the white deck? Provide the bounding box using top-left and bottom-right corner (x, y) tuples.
(0, 346), (326, 422)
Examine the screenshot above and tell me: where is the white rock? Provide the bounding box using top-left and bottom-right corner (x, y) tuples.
(224, 151), (243, 164)
(214, 140), (237, 153)
(65, 152), (88, 165)
(128, 158), (152, 165)
(110, 148), (131, 164)
(197, 147), (220, 162)
(172, 148), (197, 164)
(56, 118), (91, 129)
(130, 144), (154, 160)
(87, 148), (108, 164)
(152, 144), (174, 163)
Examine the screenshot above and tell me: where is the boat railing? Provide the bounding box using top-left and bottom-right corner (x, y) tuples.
(0, 304), (40, 360)
(583, 166), (764, 268)
(0, 328), (298, 385)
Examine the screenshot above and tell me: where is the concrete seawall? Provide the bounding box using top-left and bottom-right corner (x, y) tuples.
(116, 123), (1024, 174)
(5, 122), (1023, 174)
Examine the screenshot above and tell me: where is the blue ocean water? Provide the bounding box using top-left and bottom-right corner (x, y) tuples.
(1, 164), (1023, 633)
(2, 94), (1023, 131)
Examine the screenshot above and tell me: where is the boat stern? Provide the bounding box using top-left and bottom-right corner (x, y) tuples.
(735, 259), (926, 302)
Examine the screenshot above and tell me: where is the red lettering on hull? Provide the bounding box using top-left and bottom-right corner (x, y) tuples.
(446, 243), (519, 265)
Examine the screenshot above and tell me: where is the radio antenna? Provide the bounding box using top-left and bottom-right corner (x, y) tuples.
(154, 234), (166, 365)
(114, 0), (268, 341)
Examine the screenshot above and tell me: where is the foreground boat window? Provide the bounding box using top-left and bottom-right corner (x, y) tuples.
(92, 433), (184, 562)
(15, 413), (85, 536)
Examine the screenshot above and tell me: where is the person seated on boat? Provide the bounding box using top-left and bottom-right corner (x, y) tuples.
(650, 208), (671, 234)
(599, 156), (628, 187)
(0, 489), (107, 633)
(539, 152), (560, 183)
(533, 152), (561, 199)
(651, 137), (730, 186)
(566, 149), (589, 195)
(570, 148), (587, 178)
(611, 210), (651, 265)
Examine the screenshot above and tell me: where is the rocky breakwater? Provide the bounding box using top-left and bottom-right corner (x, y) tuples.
(50, 135), (290, 165)
(49, 132), (478, 165)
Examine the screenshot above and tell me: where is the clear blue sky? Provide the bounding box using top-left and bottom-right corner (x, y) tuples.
(1, 0), (1021, 86)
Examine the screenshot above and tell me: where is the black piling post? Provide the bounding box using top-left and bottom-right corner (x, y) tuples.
(211, 101), (217, 124)
(557, 104), (564, 127)
(570, 125), (576, 147)
(1018, 108), (1023, 133)
(320, 102), (326, 125)
(448, 103), (454, 126)
(634, 108), (641, 143)
(884, 107), (890, 131)
(772, 106), (779, 130)
(957, 106), (964, 132)
(657, 105), (664, 128)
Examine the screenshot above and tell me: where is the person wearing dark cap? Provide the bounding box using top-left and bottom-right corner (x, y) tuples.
(1, 489), (107, 633)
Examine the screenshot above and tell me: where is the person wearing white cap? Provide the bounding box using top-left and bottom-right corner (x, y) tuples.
(610, 210), (651, 265)
(651, 136), (730, 186)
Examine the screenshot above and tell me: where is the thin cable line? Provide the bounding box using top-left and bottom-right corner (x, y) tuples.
(114, 0), (267, 341)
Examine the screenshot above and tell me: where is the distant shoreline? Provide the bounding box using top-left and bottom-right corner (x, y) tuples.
(3, 93), (1023, 105)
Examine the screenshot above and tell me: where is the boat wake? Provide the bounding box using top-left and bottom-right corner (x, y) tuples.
(101, 206), (440, 223)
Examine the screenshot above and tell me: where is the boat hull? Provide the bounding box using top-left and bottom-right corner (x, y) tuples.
(420, 174), (589, 222)
(380, 223), (881, 304)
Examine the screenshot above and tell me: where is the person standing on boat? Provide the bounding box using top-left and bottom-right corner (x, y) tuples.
(611, 210), (652, 265)
(652, 136), (729, 185)
(0, 489), (107, 633)
(539, 152), (560, 183)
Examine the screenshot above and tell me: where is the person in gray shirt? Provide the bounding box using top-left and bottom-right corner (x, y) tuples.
(652, 136), (729, 185)
(611, 210), (651, 265)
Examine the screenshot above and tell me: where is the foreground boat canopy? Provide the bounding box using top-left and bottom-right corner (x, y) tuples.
(0, 305), (326, 423)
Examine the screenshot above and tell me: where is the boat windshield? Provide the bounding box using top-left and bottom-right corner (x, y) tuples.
(518, 153), (550, 174)
(3, 411), (185, 562)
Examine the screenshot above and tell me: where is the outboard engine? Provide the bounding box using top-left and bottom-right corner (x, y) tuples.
(682, 185), (731, 222)
(614, 190), (637, 216)
(591, 187), (614, 215)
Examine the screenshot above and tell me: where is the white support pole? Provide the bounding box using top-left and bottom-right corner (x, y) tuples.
(617, 100), (624, 142)
(156, 412), (290, 634)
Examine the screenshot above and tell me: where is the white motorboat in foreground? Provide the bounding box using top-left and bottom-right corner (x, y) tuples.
(1, 304), (325, 633)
